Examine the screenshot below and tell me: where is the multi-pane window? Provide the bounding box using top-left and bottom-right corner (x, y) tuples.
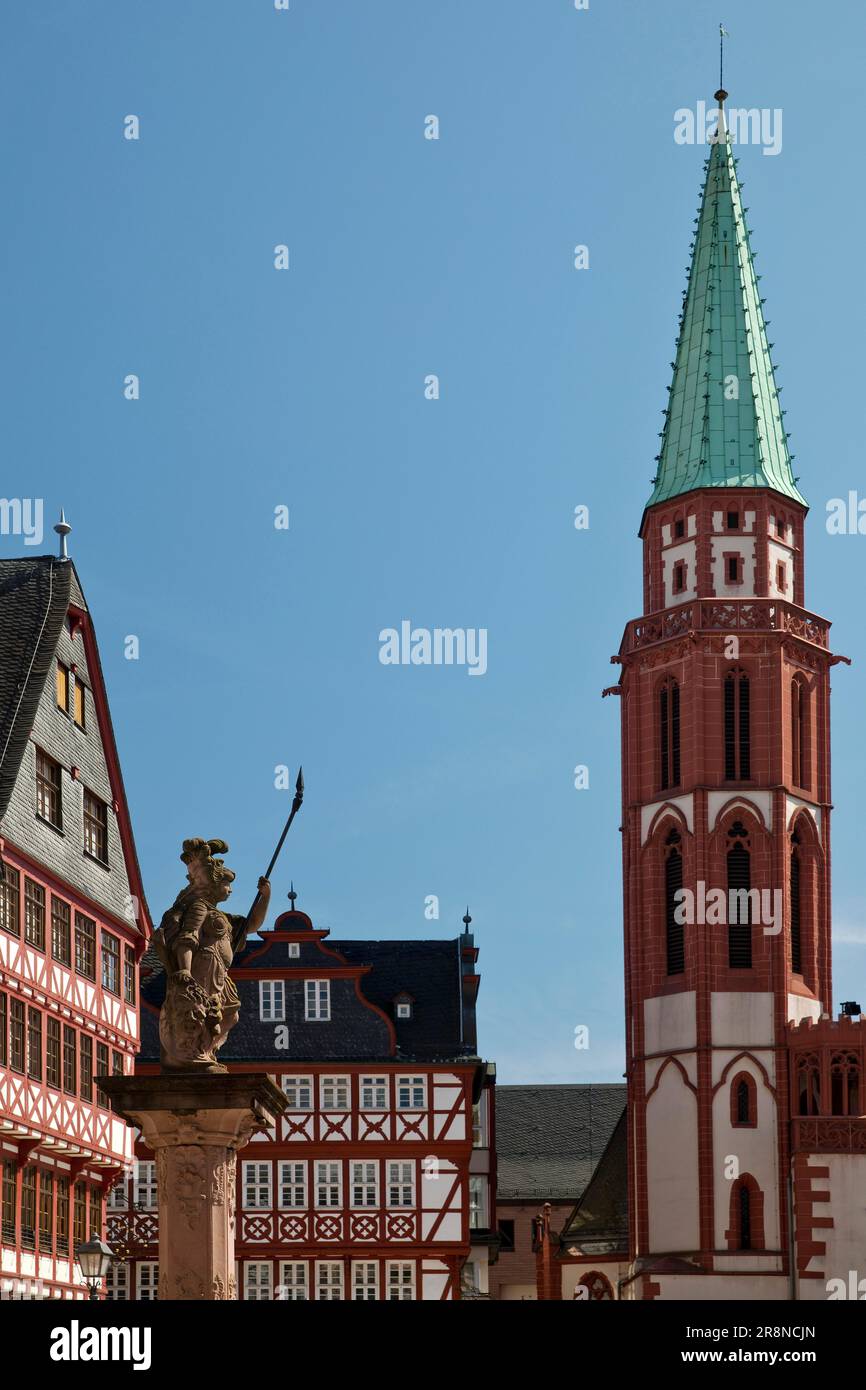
(387, 1162), (414, 1208)
(320, 1075), (350, 1111)
(469, 1175), (487, 1229)
(101, 930), (120, 994)
(659, 678), (681, 790)
(107, 1177), (128, 1211)
(89, 1184), (102, 1237)
(351, 1162), (378, 1208)
(106, 1262), (130, 1300)
(2, 1162), (16, 1243)
(397, 1075), (425, 1110)
(75, 913), (96, 979)
(56, 1177), (69, 1255)
(9, 1000), (25, 1073)
(24, 879), (45, 950)
(360, 1075), (388, 1109)
(51, 897), (71, 964)
(136, 1263), (158, 1301)
(0, 992), (6, 1066)
(352, 1262), (378, 1301)
(278, 1161), (307, 1209)
(57, 662), (70, 713)
(277, 1262), (308, 1301)
(259, 980), (285, 1022)
(387, 1263), (415, 1301)
(316, 1262), (343, 1301)
(304, 979), (330, 1021)
(63, 1025), (77, 1094)
(724, 669), (750, 781)
(0, 864), (20, 936)
(36, 750), (62, 828)
(72, 1183), (87, 1248)
(80, 1034), (93, 1102)
(20, 1168), (36, 1250)
(244, 1262), (273, 1301)
(315, 1161), (341, 1209)
(831, 1053), (861, 1117)
(27, 1008), (42, 1081)
(282, 1075), (313, 1110)
(83, 790), (108, 864)
(46, 1018), (61, 1088)
(96, 1043), (109, 1106)
(39, 1172), (54, 1252)
(243, 1162), (272, 1210)
(124, 946), (136, 1005)
(134, 1161), (157, 1210)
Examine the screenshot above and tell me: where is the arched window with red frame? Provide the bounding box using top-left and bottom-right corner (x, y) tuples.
(575, 1271), (614, 1301)
(664, 827), (684, 976)
(730, 1071), (757, 1128)
(830, 1053), (861, 1117)
(796, 1052), (821, 1116)
(791, 675), (809, 791)
(726, 1174), (765, 1252)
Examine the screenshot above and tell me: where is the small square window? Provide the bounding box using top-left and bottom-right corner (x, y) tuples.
(396, 1002), (412, 1020)
(288, 942), (300, 959)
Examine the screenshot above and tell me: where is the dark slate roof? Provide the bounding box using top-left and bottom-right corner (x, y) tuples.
(0, 557), (72, 818)
(139, 931), (474, 1065)
(495, 1084), (626, 1202)
(559, 1108), (628, 1253)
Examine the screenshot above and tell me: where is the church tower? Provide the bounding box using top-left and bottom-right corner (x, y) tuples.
(615, 89), (840, 1298)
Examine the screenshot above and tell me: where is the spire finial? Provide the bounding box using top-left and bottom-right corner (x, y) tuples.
(462, 906), (472, 930)
(718, 23), (729, 94)
(287, 881), (298, 909)
(54, 509), (72, 560)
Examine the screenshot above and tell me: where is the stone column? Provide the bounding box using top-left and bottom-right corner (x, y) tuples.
(103, 1074), (286, 1301)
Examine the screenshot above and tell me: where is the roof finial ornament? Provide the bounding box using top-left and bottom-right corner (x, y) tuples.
(718, 22), (729, 96)
(288, 881), (298, 909)
(54, 509), (71, 561)
(462, 906), (472, 930)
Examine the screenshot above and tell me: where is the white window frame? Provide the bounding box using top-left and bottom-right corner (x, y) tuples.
(397, 1074), (426, 1110)
(305, 979), (330, 1021)
(469, 1174), (487, 1230)
(288, 942), (300, 959)
(387, 1261), (415, 1301)
(387, 1161), (415, 1208)
(396, 1002), (412, 1019)
(352, 1261), (378, 1301)
(244, 1261), (273, 1301)
(277, 1261), (308, 1301)
(242, 1161), (272, 1210)
(134, 1160), (157, 1211)
(281, 1074), (313, 1110)
(278, 1160), (307, 1210)
(350, 1161), (378, 1209)
(136, 1262), (158, 1301)
(316, 1261), (344, 1301)
(315, 1161), (342, 1209)
(320, 1074), (350, 1111)
(105, 1261), (129, 1300)
(259, 980), (285, 1022)
(360, 1074), (388, 1110)
(107, 1176), (128, 1211)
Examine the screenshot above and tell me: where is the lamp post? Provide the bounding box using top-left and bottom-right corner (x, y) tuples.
(76, 1232), (115, 1300)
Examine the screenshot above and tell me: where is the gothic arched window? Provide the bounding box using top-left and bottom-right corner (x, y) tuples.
(831, 1053), (860, 1117)
(796, 1053), (821, 1116)
(664, 828), (684, 976)
(791, 676), (809, 791)
(727, 1175), (764, 1252)
(659, 678), (680, 791)
(731, 1072), (756, 1127)
(790, 832), (802, 975)
(726, 822), (753, 969)
(724, 669), (750, 781)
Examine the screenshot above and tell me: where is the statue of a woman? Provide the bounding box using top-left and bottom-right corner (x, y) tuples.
(152, 838), (271, 1072)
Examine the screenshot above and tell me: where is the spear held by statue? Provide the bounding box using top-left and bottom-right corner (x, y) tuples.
(248, 765), (305, 918)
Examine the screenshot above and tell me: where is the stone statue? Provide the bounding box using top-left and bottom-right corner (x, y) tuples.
(152, 838), (271, 1072)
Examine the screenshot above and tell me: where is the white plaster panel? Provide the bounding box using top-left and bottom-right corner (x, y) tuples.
(641, 794), (694, 844)
(710, 993), (775, 1048)
(662, 539), (697, 608)
(710, 536), (756, 596)
(644, 992), (697, 1054)
(812, 1157), (866, 1289)
(787, 994), (822, 1026)
(768, 538), (793, 598)
(646, 1063), (700, 1252)
(707, 790), (772, 832)
(785, 796), (821, 837)
(711, 1060), (780, 1249)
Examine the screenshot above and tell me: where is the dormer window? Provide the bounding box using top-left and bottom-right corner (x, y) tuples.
(393, 992), (414, 1021)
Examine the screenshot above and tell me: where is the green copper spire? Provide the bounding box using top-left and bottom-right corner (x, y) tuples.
(647, 91), (805, 510)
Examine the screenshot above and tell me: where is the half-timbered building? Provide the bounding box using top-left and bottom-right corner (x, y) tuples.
(111, 898), (495, 1300)
(0, 545), (150, 1298)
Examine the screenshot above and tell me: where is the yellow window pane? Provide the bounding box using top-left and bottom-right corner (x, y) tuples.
(73, 682), (85, 729)
(56, 664), (68, 711)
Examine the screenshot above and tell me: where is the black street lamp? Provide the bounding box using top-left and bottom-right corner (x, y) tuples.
(76, 1233), (115, 1300)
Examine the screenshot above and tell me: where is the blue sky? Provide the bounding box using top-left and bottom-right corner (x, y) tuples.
(4, 0), (866, 1082)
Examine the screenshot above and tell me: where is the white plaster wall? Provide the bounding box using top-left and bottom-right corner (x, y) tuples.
(710, 536), (757, 597)
(768, 538), (793, 598)
(641, 793), (694, 844)
(662, 538), (697, 608)
(809, 1156), (866, 1292)
(646, 1061), (700, 1252)
(787, 994), (822, 1024)
(785, 796), (821, 838)
(645, 991), (697, 1054)
(711, 993), (775, 1048)
(710, 1056), (780, 1249)
(707, 789), (772, 832)
(653, 1272), (787, 1300)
